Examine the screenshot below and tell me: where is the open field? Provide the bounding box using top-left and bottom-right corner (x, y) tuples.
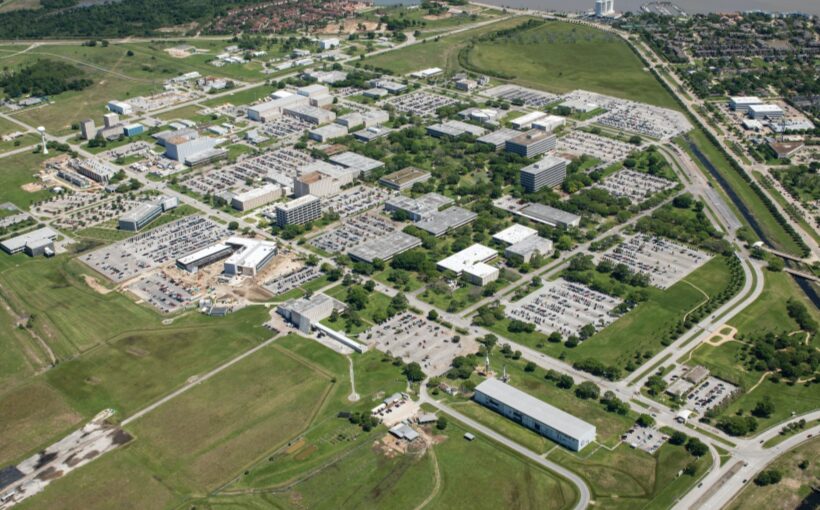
(727, 437), (818, 510)
(0, 150), (50, 208)
(728, 270), (819, 338)
(549, 441), (711, 510)
(205, 418), (577, 510)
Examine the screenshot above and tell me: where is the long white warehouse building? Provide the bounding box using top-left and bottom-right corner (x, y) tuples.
(474, 378), (596, 451)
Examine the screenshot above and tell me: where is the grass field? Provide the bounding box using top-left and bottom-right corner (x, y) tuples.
(727, 437), (818, 510)
(365, 18), (677, 109)
(0, 150), (51, 208)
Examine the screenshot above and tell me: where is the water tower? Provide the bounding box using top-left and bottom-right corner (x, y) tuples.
(37, 126), (48, 155)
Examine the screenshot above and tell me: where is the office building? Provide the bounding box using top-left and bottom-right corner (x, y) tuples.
(475, 378), (596, 451)
(335, 112), (363, 128)
(275, 195), (322, 227)
(379, 167), (431, 191)
(532, 115), (566, 132)
(728, 96), (763, 113)
(415, 207), (477, 237)
(437, 243), (499, 286)
(362, 109), (390, 127)
(103, 113), (120, 129)
(80, 119), (96, 140)
(297, 84), (329, 98)
(283, 104), (336, 125)
(505, 236), (553, 263)
(176, 243), (235, 273)
(223, 238), (277, 276)
(427, 120), (486, 139)
(277, 293), (340, 333)
(0, 227), (58, 257)
(348, 231), (422, 264)
(71, 158), (116, 184)
(385, 193), (453, 221)
(510, 111), (547, 130)
(492, 224), (538, 245)
(519, 203), (581, 228)
(293, 171), (343, 198)
(505, 130), (556, 158)
(230, 183), (283, 211)
(123, 123), (144, 137)
(329, 151), (384, 177)
(319, 38), (340, 50)
(520, 155), (568, 192)
(363, 88), (388, 99)
(164, 134), (223, 165)
(748, 104), (784, 120)
(308, 123), (348, 142)
(118, 203), (162, 231)
(107, 100), (133, 115)
(247, 94), (308, 122)
(477, 128), (520, 150)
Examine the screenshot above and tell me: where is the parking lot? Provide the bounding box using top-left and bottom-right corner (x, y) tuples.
(127, 270), (201, 314)
(382, 91), (458, 117)
(597, 234), (710, 289)
(182, 147), (313, 195)
(483, 84), (558, 107)
(32, 191), (109, 218)
(321, 185), (393, 218)
(260, 114), (313, 139)
(362, 312), (466, 376)
(81, 215), (228, 283)
(506, 278), (622, 338)
(683, 376), (740, 415)
(557, 131), (636, 164)
(310, 213), (396, 254)
(594, 169), (676, 204)
(263, 265), (323, 296)
(623, 426), (668, 454)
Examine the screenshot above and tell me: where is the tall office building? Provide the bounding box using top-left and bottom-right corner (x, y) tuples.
(274, 195), (322, 227)
(520, 155), (569, 193)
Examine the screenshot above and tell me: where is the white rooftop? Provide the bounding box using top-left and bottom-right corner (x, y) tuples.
(177, 243), (230, 265)
(476, 378), (596, 441)
(437, 243), (497, 274)
(493, 224), (538, 245)
(276, 194), (320, 211)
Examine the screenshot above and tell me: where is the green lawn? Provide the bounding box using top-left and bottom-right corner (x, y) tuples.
(0, 150), (51, 208)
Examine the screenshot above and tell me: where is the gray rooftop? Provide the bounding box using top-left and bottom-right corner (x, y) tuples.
(476, 378), (596, 440)
(521, 155), (569, 176)
(348, 231), (421, 263)
(507, 235), (553, 256)
(329, 151), (385, 175)
(120, 202), (162, 223)
(477, 128), (520, 148)
(385, 192), (453, 219)
(427, 120), (487, 138)
(415, 206), (477, 236)
(519, 203), (580, 227)
(0, 227), (59, 252)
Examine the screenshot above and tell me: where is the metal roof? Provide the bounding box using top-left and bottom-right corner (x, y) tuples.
(475, 378), (596, 440)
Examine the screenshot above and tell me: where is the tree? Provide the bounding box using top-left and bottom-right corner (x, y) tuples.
(575, 381), (600, 400)
(683, 462), (697, 476)
(364, 280), (376, 292)
(403, 362), (425, 382)
(752, 397), (775, 418)
(345, 286), (369, 310)
(427, 309), (439, 321)
(767, 257), (785, 272)
(636, 414), (655, 428)
(669, 431), (688, 445)
(685, 437), (708, 457)
(524, 361), (536, 372)
(436, 416), (448, 430)
(556, 374), (574, 389)
(388, 292), (408, 316)
(754, 469), (782, 486)
(717, 416), (757, 436)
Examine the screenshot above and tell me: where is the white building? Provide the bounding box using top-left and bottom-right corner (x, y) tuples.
(319, 38), (340, 50)
(275, 195), (322, 227)
(475, 379), (596, 451)
(492, 224), (538, 245)
(107, 100), (133, 116)
(532, 115), (566, 132)
(223, 238), (277, 276)
(748, 104), (784, 121)
(230, 184), (283, 211)
(511, 111), (547, 130)
(728, 96), (763, 113)
(437, 244), (499, 286)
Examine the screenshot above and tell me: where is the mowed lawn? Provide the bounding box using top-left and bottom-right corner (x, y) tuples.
(462, 21), (679, 109)
(0, 150), (51, 209)
(19, 336), (336, 509)
(364, 16), (529, 75)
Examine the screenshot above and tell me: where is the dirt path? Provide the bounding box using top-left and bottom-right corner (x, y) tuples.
(83, 275), (113, 295)
(413, 435), (442, 510)
(747, 371), (772, 393)
(0, 286), (57, 367)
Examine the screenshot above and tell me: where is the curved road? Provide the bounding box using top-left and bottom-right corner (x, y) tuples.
(418, 384), (591, 510)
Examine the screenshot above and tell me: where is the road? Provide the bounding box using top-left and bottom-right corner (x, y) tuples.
(418, 383), (591, 510)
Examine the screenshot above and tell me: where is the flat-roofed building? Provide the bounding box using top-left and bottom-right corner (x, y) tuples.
(768, 140), (803, 159)
(532, 115), (566, 132)
(0, 227), (58, 256)
(437, 243), (498, 285)
(729, 96), (763, 113)
(223, 238), (277, 276)
(176, 243), (234, 273)
(748, 104), (784, 120)
(231, 183), (283, 211)
(329, 151), (384, 177)
(275, 195), (322, 227)
(520, 155), (568, 192)
(277, 293), (342, 333)
(519, 203), (580, 228)
(284, 104), (336, 125)
(107, 100), (133, 115)
(247, 94), (309, 122)
(164, 135), (221, 164)
(415, 206), (477, 237)
(293, 171), (342, 198)
(308, 123), (348, 142)
(427, 120), (487, 139)
(477, 128), (520, 150)
(354, 126), (392, 142)
(505, 235), (553, 263)
(118, 203), (162, 231)
(384, 192), (453, 221)
(297, 84), (329, 98)
(475, 378), (596, 451)
(493, 224), (538, 245)
(379, 167), (431, 191)
(72, 158), (116, 184)
(335, 112), (363, 128)
(348, 231), (422, 264)
(363, 87), (389, 99)
(362, 109), (390, 127)
(510, 111), (547, 130)
(506, 130), (556, 158)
